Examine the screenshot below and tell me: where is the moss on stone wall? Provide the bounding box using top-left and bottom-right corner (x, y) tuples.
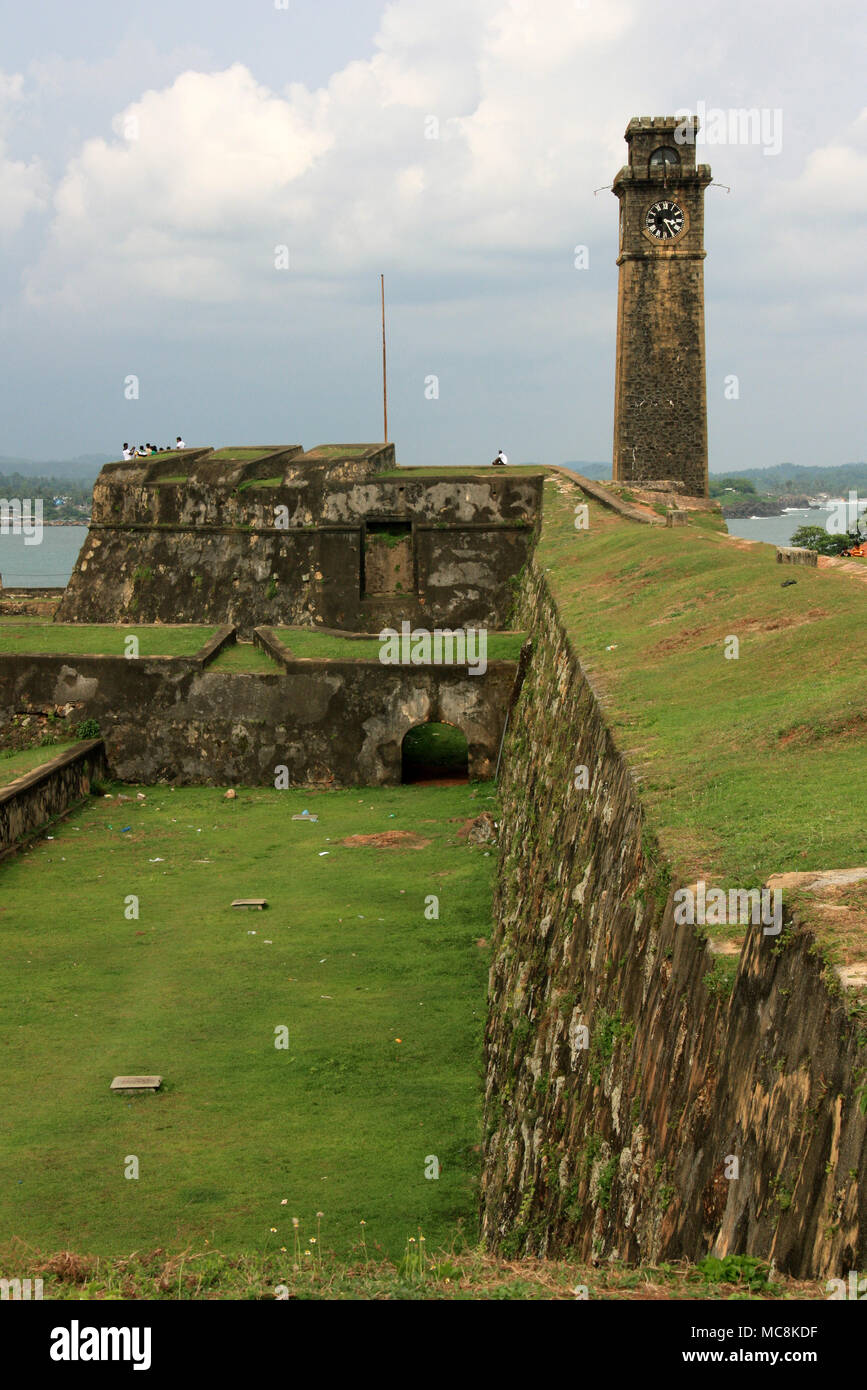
(481, 512), (866, 1279)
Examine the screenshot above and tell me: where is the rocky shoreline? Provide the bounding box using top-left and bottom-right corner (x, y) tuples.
(720, 493), (814, 519)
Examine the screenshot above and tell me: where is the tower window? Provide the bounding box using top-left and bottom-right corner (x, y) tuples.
(649, 146), (681, 173)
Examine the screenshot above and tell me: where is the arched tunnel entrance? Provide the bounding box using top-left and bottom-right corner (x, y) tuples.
(401, 722), (469, 784)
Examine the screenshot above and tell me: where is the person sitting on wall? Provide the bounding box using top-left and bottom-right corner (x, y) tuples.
(175, 435), (186, 449)
(490, 448), (508, 466)
(122, 442), (134, 460)
(136, 444), (149, 456)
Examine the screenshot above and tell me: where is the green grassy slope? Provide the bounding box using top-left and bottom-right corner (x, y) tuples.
(0, 625), (216, 657)
(537, 481), (867, 888)
(274, 630), (526, 661)
(0, 742), (80, 786)
(207, 642), (279, 671)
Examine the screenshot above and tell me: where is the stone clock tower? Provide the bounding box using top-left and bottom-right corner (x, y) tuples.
(612, 116), (712, 497)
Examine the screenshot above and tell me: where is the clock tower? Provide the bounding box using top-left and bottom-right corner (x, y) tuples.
(612, 116), (712, 497)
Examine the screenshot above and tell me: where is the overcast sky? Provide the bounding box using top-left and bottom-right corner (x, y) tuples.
(0, 0), (864, 470)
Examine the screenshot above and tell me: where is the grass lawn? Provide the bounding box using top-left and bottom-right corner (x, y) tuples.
(207, 642), (279, 672)
(0, 783), (494, 1261)
(0, 741), (80, 786)
(236, 476), (284, 490)
(274, 630), (526, 662)
(210, 448), (280, 461)
(378, 466), (548, 478)
(0, 625), (216, 657)
(537, 480), (867, 893)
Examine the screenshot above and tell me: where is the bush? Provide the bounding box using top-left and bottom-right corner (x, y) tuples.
(75, 718), (101, 740)
(789, 524), (852, 556)
(697, 1254), (773, 1292)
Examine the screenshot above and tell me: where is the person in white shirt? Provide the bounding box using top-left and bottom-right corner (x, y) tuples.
(122, 443), (134, 460)
(175, 435), (186, 449)
(491, 448), (508, 466)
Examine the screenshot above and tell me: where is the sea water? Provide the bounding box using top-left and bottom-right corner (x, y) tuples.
(0, 526), (88, 588)
(723, 507), (833, 547)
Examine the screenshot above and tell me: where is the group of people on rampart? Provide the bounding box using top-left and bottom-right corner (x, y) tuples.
(122, 436), (185, 460)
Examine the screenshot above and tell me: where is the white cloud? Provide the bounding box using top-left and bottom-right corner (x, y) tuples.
(24, 0), (638, 309)
(28, 64), (332, 306)
(752, 109), (867, 292)
(0, 72), (49, 235)
(12, 0), (867, 378)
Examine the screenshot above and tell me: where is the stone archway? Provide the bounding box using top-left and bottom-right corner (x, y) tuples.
(401, 721), (469, 784)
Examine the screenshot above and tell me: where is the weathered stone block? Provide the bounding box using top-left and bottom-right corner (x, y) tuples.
(776, 546), (818, 566)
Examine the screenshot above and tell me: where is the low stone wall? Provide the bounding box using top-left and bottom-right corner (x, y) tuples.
(481, 560), (865, 1278)
(0, 740), (107, 856)
(777, 546), (818, 566)
(0, 654), (517, 787)
(546, 468), (664, 525)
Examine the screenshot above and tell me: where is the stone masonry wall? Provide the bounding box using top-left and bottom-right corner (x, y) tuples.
(0, 740), (107, 856)
(481, 561), (866, 1279)
(0, 655), (516, 787)
(56, 470), (541, 635)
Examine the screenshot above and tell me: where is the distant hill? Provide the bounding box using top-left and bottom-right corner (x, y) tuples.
(708, 462), (867, 495)
(0, 454), (110, 482)
(0, 470), (93, 523)
(559, 461), (611, 480)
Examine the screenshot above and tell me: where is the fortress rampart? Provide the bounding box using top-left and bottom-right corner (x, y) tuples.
(56, 445), (541, 635)
(481, 547), (865, 1278)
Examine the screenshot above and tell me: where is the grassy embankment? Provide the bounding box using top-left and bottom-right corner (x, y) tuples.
(377, 466), (548, 478)
(0, 625), (525, 669)
(0, 784), (493, 1263)
(207, 643), (279, 671)
(0, 625), (216, 656)
(273, 630), (526, 661)
(209, 631), (526, 671)
(0, 742), (81, 787)
(537, 480), (867, 958)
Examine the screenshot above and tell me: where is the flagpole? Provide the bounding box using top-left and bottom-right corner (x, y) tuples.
(381, 273), (388, 444)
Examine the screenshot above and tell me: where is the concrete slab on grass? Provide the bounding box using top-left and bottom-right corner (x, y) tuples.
(111, 1075), (162, 1093)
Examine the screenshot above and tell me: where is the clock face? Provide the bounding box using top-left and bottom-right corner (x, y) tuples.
(645, 199), (685, 240)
